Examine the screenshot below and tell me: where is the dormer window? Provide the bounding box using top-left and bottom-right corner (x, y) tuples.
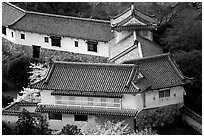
(87, 40), (98, 52)
(50, 36), (61, 47)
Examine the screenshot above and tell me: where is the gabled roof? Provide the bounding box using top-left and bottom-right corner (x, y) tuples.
(30, 53), (191, 93)
(3, 3), (114, 42)
(30, 62), (137, 93)
(111, 4), (157, 28)
(2, 2), (26, 26)
(109, 35), (163, 62)
(122, 53), (192, 89)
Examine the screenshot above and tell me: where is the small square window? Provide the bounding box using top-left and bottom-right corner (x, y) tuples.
(87, 41), (98, 52)
(75, 41), (78, 47)
(165, 90), (170, 97)
(44, 37), (49, 43)
(21, 34), (25, 39)
(51, 36), (61, 47)
(159, 91), (165, 98)
(74, 115), (88, 121)
(159, 89), (170, 98)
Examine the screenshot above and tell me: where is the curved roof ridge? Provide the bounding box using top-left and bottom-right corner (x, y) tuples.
(26, 11), (110, 24)
(53, 61), (134, 68)
(121, 53), (170, 64)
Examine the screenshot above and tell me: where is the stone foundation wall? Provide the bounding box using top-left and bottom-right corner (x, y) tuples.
(2, 38), (108, 63)
(135, 103), (183, 130)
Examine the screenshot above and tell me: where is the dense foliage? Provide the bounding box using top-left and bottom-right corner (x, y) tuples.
(154, 4), (202, 115)
(14, 109), (50, 135)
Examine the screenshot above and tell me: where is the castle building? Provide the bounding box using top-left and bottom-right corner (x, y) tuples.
(3, 53), (192, 131)
(2, 2), (163, 63)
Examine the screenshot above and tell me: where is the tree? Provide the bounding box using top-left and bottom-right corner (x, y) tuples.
(60, 124), (82, 135)
(15, 109), (51, 135)
(80, 120), (131, 135)
(15, 108), (35, 135)
(33, 115), (51, 135)
(79, 120), (156, 135)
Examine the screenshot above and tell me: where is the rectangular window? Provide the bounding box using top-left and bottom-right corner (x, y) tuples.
(51, 36), (61, 47)
(21, 33), (25, 39)
(75, 41), (78, 47)
(11, 32), (14, 37)
(74, 115), (88, 121)
(87, 41), (98, 52)
(44, 37), (49, 43)
(159, 89), (170, 98)
(48, 113), (62, 120)
(2, 26), (6, 35)
(32, 45), (40, 58)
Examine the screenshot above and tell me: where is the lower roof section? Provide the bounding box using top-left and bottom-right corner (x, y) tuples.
(51, 90), (123, 98)
(35, 105), (137, 117)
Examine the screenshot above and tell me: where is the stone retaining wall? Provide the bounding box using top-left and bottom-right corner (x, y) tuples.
(2, 38), (108, 63)
(135, 103), (183, 130)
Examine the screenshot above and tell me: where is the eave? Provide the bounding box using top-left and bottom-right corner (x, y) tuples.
(35, 105), (137, 117)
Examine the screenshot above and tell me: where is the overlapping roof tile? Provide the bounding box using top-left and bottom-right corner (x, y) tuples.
(122, 53), (191, 89)
(30, 53), (190, 93)
(8, 11), (114, 42)
(2, 2), (25, 26)
(35, 105), (137, 117)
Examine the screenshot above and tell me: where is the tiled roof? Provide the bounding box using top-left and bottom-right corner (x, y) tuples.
(122, 53), (192, 89)
(30, 62), (138, 93)
(8, 11), (114, 42)
(51, 90), (123, 98)
(2, 102), (39, 116)
(30, 53), (190, 92)
(35, 105), (137, 117)
(2, 2), (25, 26)
(109, 35), (163, 62)
(138, 36), (163, 57)
(112, 25), (156, 31)
(111, 7), (157, 25)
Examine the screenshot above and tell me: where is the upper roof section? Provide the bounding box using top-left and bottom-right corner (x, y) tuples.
(2, 2), (25, 26)
(3, 2), (115, 42)
(110, 4), (157, 28)
(30, 53), (191, 93)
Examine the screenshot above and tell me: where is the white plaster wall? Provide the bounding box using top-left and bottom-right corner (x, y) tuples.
(2, 115), (18, 129)
(14, 30), (109, 57)
(145, 86), (184, 108)
(122, 94), (143, 110)
(114, 30), (132, 44)
(47, 113), (96, 130)
(40, 90), (55, 105)
(139, 30), (153, 41)
(2, 28), (16, 43)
